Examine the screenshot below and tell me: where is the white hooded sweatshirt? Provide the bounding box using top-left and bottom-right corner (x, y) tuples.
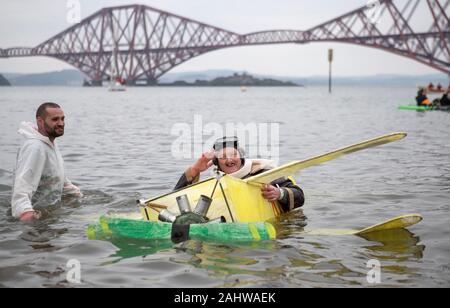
(11, 122), (81, 218)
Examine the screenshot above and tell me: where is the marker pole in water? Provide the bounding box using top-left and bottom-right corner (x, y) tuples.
(328, 49), (333, 94)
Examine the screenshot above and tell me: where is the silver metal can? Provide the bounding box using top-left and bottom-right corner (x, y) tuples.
(176, 194), (192, 214)
(193, 195), (213, 217)
(158, 209), (177, 223)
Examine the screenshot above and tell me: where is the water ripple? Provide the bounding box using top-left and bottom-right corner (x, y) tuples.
(0, 86), (448, 287)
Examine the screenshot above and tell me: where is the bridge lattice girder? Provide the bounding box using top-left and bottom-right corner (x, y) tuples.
(1, 0), (449, 83)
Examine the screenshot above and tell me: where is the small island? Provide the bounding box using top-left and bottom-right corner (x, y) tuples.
(0, 74), (11, 86)
(159, 73), (300, 87)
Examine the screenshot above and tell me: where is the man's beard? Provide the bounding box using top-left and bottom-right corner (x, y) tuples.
(44, 122), (64, 138)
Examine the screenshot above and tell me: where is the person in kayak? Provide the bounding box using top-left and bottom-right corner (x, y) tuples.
(174, 137), (305, 213)
(11, 102), (82, 222)
(439, 90), (450, 107)
(416, 88), (431, 106)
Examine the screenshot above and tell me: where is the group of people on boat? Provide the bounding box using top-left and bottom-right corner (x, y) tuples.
(416, 88), (450, 108)
(427, 83), (450, 93)
(11, 103), (304, 222)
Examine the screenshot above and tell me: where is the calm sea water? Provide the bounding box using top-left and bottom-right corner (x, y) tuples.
(0, 86), (449, 288)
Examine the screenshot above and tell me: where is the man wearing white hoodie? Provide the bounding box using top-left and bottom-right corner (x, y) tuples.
(11, 102), (82, 222)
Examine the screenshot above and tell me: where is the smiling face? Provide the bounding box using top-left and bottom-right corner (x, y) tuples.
(216, 147), (242, 174)
(37, 107), (65, 139)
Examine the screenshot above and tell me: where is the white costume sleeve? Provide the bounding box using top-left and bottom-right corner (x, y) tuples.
(63, 177), (82, 197)
(11, 143), (46, 218)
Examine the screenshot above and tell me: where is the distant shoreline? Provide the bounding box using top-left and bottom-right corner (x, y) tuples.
(2, 69), (448, 87)
(154, 73), (301, 87)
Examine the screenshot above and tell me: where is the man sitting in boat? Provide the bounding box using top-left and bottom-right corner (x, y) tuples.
(440, 91), (450, 107)
(416, 88), (431, 106)
(174, 137), (305, 213)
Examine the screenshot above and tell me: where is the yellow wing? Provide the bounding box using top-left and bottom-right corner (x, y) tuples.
(303, 214), (423, 236)
(245, 132), (407, 185)
(354, 214), (423, 235)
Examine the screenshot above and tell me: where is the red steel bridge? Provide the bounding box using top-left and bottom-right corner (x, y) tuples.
(1, 0), (449, 85)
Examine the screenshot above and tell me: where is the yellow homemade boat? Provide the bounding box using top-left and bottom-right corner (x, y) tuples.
(86, 132), (423, 244)
(139, 133), (409, 224)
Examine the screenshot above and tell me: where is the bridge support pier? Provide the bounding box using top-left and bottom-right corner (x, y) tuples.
(145, 78), (158, 86)
(126, 78), (158, 86)
(90, 80), (103, 87)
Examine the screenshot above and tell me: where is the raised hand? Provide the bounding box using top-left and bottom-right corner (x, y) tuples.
(191, 150), (215, 177)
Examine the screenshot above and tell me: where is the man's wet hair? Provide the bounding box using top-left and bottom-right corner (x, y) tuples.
(36, 102), (61, 119)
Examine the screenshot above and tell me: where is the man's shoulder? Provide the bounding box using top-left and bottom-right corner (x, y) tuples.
(20, 138), (48, 153)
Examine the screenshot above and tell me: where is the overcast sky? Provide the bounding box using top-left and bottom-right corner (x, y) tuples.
(0, 0), (444, 76)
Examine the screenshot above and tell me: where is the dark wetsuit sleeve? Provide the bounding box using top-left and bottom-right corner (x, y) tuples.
(270, 177), (305, 213)
(174, 168), (200, 190)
